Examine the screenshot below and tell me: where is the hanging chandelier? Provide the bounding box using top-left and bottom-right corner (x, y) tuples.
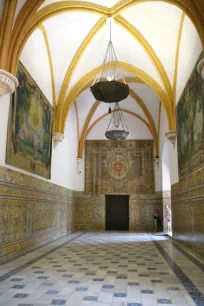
(105, 102), (129, 141)
(90, 18), (129, 103)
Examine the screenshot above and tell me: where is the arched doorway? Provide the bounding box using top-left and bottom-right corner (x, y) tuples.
(162, 142), (172, 236)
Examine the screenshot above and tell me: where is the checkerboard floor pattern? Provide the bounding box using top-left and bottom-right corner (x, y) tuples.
(0, 232), (203, 306)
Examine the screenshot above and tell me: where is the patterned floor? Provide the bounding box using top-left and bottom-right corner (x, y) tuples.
(0, 232), (203, 306)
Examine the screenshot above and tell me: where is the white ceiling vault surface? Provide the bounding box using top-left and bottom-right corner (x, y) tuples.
(38, 0), (121, 10)
(15, 0), (202, 141)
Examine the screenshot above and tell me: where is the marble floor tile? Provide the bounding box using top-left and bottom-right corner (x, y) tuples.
(0, 232), (203, 306)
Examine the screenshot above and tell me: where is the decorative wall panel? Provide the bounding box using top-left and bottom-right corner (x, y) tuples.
(0, 166), (76, 259)
(74, 195), (105, 230)
(172, 168), (204, 259)
(85, 140), (154, 195)
(6, 61), (53, 179)
(73, 193), (162, 231)
(174, 52), (204, 260)
(177, 52), (204, 179)
(129, 193), (162, 232)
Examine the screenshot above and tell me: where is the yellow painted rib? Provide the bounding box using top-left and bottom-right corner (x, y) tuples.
(78, 101), (100, 157)
(9, 2), (109, 75)
(78, 108), (154, 158)
(173, 13), (185, 105)
(39, 25), (56, 107)
(130, 89), (159, 156)
(7, 0), (203, 138)
(0, 0), (18, 70)
(58, 17), (106, 106)
(9, 0), (44, 69)
(74, 101), (80, 143)
(78, 76), (145, 94)
(115, 15), (173, 102)
(8, 0), (204, 77)
(59, 61), (172, 133)
(157, 100), (162, 155)
(78, 89), (159, 157)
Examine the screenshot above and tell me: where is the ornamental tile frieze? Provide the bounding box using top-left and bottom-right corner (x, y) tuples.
(0, 166), (75, 197)
(73, 193), (162, 232)
(0, 166), (77, 260)
(0, 199), (27, 245)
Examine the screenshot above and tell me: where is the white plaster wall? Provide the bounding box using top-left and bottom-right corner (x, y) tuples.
(162, 142), (171, 191)
(20, 29), (53, 104)
(51, 105), (79, 189)
(71, 21), (163, 91)
(122, 1), (182, 85)
(159, 105), (179, 189)
(87, 112), (153, 140)
(0, 95), (10, 165)
(76, 90), (95, 136)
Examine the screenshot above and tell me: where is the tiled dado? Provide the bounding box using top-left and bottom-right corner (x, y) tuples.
(74, 195), (105, 230)
(0, 165), (163, 259)
(0, 166), (78, 259)
(73, 193), (163, 231)
(130, 193), (162, 231)
(172, 167), (204, 259)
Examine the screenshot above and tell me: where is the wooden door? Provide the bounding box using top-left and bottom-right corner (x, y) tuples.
(105, 195), (129, 231)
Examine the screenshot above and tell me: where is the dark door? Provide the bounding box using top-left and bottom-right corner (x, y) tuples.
(105, 195), (129, 231)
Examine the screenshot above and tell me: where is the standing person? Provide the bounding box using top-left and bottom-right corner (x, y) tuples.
(153, 209), (160, 232)
(164, 205), (172, 232)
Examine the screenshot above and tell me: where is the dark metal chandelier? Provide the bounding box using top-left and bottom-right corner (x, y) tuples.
(90, 18), (129, 103)
(105, 102), (129, 140)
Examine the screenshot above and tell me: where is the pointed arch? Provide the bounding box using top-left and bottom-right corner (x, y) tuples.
(58, 62), (172, 133)
(78, 108), (155, 158)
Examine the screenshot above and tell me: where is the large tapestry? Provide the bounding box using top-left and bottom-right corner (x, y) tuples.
(6, 62), (53, 178)
(177, 53), (204, 179)
(85, 140), (154, 195)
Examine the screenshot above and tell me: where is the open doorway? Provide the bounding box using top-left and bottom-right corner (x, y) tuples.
(162, 142), (172, 236)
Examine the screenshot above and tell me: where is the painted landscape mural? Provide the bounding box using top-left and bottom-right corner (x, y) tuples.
(177, 53), (204, 178)
(6, 62), (53, 178)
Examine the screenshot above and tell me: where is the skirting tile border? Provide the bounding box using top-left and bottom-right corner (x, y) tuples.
(0, 231), (73, 266)
(171, 240), (204, 272)
(0, 226), (69, 260)
(0, 232), (85, 282)
(151, 236), (204, 306)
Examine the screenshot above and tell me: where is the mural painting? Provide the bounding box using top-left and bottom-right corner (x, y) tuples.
(177, 53), (204, 178)
(6, 62), (53, 178)
(85, 140), (154, 195)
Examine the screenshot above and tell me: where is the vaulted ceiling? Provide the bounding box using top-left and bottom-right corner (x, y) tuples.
(0, 0), (203, 157)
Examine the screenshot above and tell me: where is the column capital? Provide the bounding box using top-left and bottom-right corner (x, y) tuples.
(0, 69), (18, 97)
(165, 130), (177, 147)
(52, 132), (64, 148)
(154, 156), (160, 165)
